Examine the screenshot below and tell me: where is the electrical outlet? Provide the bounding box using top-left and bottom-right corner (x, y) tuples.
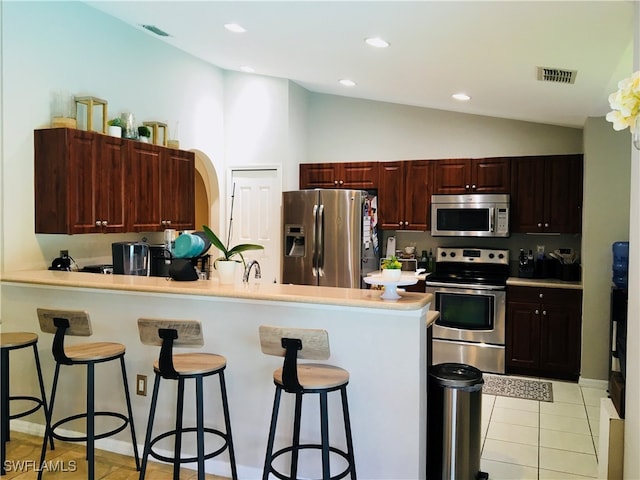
(136, 374), (147, 396)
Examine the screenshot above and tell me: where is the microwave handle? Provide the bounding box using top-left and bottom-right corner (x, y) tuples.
(489, 207), (495, 232)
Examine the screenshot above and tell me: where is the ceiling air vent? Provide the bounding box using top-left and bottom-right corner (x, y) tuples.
(141, 25), (170, 37)
(537, 67), (577, 84)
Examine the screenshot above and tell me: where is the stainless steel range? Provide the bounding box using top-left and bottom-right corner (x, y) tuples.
(426, 247), (509, 374)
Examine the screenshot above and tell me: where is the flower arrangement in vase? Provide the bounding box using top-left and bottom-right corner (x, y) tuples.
(606, 71), (640, 149)
(381, 255), (402, 281)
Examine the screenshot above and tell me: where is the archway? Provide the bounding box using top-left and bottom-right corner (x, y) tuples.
(191, 149), (220, 234)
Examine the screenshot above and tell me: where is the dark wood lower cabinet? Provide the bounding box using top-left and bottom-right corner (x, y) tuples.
(506, 286), (582, 381)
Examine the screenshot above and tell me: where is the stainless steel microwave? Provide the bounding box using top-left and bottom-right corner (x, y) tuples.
(431, 194), (510, 237)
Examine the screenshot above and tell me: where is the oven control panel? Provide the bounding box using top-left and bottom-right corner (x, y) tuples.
(435, 247), (509, 265)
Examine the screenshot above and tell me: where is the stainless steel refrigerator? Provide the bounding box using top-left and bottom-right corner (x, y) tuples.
(282, 189), (379, 288)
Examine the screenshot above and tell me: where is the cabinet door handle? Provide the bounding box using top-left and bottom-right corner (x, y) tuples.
(471, 184), (477, 189)
(166, 220), (172, 225)
(537, 223), (543, 228)
(544, 223), (549, 228)
(339, 180), (344, 185)
(404, 221), (409, 226)
(102, 221), (108, 227)
(542, 310), (547, 316)
(539, 293), (544, 298)
(465, 184), (470, 190)
(535, 309), (540, 315)
(334, 180), (339, 185)
(95, 220), (102, 227)
(398, 222), (403, 226)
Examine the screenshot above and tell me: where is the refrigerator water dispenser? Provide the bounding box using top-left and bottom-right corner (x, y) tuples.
(285, 225), (305, 257)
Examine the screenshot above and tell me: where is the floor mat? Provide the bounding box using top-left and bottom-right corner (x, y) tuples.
(482, 374), (553, 402)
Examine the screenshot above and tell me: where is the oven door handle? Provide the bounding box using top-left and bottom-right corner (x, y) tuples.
(425, 281), (505, 291)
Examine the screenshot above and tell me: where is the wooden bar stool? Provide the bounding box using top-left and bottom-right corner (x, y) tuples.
(36, 308), (140, 480)
(137, 318), (238, 480)
(259, 325), (356, 480)
(0, 332), (53, 476)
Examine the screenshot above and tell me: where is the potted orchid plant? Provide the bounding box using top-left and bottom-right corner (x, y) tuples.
(202, 183), (263, 284)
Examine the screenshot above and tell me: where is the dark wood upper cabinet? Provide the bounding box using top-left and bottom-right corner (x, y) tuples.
(378, 160), (431, 231)
(433, 158), (510, 194)
(35, 128), (194, 234)
(127, 143), (195, 232)
(299, 162), (378, 189)
(510, 154), (583, 234)
(35, 128), (126, 234)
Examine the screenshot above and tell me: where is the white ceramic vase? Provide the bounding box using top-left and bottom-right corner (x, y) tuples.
(107, 125), (122, 138)
(216, 260), (237, 285)
(382, 268), (402, 281)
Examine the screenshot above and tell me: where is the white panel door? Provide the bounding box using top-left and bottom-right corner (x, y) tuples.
(229, 168), (281, 283)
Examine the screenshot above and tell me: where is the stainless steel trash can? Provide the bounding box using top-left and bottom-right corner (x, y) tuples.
(428, 363), (488, 480)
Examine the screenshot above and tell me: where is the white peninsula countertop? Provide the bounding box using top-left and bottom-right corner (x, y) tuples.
(1, 269), (435, 479)
(1, 269), (433, 311)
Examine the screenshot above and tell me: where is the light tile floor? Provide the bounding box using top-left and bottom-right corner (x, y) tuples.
(480, 377), (609, 479)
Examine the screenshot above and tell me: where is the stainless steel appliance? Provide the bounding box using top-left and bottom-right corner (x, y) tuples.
(426, 247), (510, 374)
(282, 189), (379, 288)
(431, 194), (509, 237)
(112, 242), (151, 276)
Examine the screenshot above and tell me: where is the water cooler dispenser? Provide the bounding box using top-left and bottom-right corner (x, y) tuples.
(612, 241), (629, 289)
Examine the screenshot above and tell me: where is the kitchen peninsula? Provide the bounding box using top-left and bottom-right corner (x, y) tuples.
(1, 271), (436, 479)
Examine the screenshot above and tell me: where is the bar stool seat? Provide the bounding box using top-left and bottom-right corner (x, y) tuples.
(260, 325), (356, 480)
(64, 342), (126, 361)
(36, 308), (139, 480)
(138, 318), (238, 480)
(273, 364), (349, 390)
(153, 352), (226, 376)
(0, 332), (53, 476)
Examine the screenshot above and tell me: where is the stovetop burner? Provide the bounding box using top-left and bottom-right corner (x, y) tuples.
(427, 247), (510, 287)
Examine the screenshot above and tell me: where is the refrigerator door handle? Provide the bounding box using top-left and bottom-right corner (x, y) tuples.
(312, 204), (319, 276)
(317, 204), (325, 275)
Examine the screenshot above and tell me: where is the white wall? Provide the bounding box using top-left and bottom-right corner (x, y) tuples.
(582, 117), (631, 380)
(1, 1), (225, 271)
(623, 4), (640, 478)
(307, 93), (583, 161)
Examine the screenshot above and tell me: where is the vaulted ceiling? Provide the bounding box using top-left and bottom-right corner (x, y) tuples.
(86, 1), (634, 128)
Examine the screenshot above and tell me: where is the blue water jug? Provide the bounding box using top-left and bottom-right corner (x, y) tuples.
(612, 241), (629, 289)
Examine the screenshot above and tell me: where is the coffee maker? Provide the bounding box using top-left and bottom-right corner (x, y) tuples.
(112, 242), (151, 276)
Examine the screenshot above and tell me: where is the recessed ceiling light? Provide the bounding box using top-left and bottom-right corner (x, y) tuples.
(224, 23), (246, 33)
(339, 79), (356, 87)
(240, 65), (255, 73)
(365, 37), (390, 48)
(452, 93), (471, 101)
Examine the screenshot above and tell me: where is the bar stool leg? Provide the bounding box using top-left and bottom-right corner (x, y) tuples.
(341, 387), (356, 479)
(139, 373), (161, 480)
(87, 363), (95, 480)
(319, 392), (330, 480)
(173, 378), (185, 480)
(1, 349), (8, 476)
(290, 393), (303, 480)
(119, 356), (140, 470)
(32, 345), (54, 451)
(263, 387), (283, 480)
(196, 376), (205, 480)
(39, 363), (62, 480)
(218, 371), (238, 480)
